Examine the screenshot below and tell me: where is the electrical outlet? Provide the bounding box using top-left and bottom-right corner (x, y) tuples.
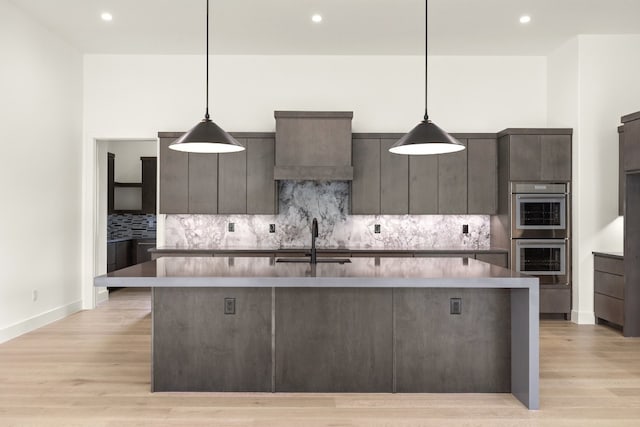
(269, 224), (276, 233)
(462, 224), (469, 234)
(450, 298), (462, 315)
(32, 290), (38, 302)
(374, 224), (381, 233)
(224, 298), (236, 315)
(228, 222), (235, 232)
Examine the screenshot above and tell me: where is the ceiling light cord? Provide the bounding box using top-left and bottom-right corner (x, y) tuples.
(205, 0), (210, 120)
(424, 0), (429, 122)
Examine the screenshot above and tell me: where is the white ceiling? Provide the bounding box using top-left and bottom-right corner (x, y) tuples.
(9, 0), (640, 55)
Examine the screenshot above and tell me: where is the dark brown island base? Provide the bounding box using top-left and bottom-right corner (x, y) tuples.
(95, 256), (539, 409)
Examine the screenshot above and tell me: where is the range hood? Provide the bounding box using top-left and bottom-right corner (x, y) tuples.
(274, 111), (354, 181)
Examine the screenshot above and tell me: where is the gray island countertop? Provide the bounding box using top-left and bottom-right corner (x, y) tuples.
(95, 256), (537, 289)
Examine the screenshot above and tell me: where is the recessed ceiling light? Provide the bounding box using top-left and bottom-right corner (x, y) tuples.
(101, 12), (113, 22)
(519, 15), (531, 24)
(311, 14), (322, 23)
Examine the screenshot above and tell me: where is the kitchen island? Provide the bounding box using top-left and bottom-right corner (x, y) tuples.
(94, 256), (539, 409)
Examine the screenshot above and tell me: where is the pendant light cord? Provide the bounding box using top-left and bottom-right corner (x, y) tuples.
(424, 0), (429, 122)
(205, 0), (210, 120)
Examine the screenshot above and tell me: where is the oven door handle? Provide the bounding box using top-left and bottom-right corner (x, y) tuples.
(516, 241), (566, 246)
(516, 194), (566, 200)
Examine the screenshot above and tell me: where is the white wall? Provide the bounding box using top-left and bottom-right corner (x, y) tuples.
(551, 35), (640, 323)
(83, 55), (548, 137)
(0, 0), (83, 342)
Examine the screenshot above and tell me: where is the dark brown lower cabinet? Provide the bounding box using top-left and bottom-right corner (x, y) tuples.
(153, 287), (273, 392)
(394, 288), (510, 392)
(594, 253), (624, 329)
(540, 286), (571, 317)
(152, 286), (513, 393)
(275, 288), (393, 392)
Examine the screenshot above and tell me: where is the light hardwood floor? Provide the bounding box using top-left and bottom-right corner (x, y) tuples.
(1, 288), (640, 426)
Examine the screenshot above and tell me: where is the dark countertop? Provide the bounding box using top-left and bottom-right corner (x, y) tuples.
(593, 251), (624, 260)
(150, 246), (509, 254)
(94, 256), (536, 289)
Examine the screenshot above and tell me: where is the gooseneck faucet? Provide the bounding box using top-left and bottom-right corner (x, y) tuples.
(310, 217), (319, 264)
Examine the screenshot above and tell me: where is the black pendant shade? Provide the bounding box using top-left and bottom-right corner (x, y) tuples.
(169, 0), (243, 154)
(390, 0), (464, 156)
(170, 118), (244, 153)
(389, 119), (465, 155)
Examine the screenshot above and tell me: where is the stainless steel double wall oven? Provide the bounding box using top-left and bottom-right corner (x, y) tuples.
(511, 183), (570, 285)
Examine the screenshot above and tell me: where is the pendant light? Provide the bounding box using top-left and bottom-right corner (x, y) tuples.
(169, 0), (244, 154)
(389, 0), (464, 156)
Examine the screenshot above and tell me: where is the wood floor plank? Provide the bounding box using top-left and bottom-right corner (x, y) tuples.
(1, 288), (640, 425)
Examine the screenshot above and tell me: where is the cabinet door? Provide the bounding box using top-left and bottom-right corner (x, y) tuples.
(159, 137), (189, 213)
(141, 157), (157, 214)
(409, 155), (438, 214)
(438, 139), (468, 214)
(624, 119), (640, 172)
(509, 135), (541, 181)
(352, 139), (381, 214)
(107, 153), (115, 214)
(380, 139), (409, 214)
(218, 139), (247, 214)
(188, 153), (218, 213)
(247, 138), (276, 214)
(115, 241), (130, 270)
(541, 135), (572, 181)
(620, 129), (625, 216)
(467, 138), (497, 214)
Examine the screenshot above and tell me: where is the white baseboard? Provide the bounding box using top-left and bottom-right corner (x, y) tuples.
(0, 300), (83, 344)
(96, 288), (109, 306)
(571, 309), (596, 325)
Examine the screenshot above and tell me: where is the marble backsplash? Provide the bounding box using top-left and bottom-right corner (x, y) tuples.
(164, 181), (490, 249)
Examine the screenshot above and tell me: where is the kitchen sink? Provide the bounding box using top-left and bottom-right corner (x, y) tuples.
(276, 257), (351, 264)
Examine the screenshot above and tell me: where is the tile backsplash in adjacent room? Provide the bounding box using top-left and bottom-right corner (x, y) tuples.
(164, 181), (490, 249)
(108, 214), (157, 239)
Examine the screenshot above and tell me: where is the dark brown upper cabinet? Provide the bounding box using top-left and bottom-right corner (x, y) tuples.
(437, 139), (468, 214)
(159, 133), (276, 214)
(467, 138), (498, 214)
(619, 125), (625, 216)
(500, 129), (572, 182)
(350, 137), (409, 215)
(352, 134), (496, 215)
(622, 111), (640, 173)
